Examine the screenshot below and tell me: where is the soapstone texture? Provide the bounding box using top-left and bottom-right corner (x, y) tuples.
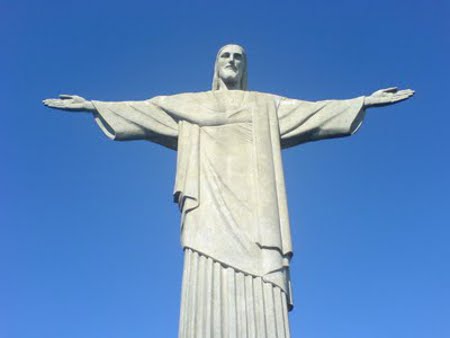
(43, 44), (414, 338)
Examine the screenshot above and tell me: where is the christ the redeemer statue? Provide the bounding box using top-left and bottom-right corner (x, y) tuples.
(44, 44), (414, 338)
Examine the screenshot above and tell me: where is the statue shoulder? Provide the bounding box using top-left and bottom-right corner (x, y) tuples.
(243, 90), (287, 106)
(148, 90), (212, 104)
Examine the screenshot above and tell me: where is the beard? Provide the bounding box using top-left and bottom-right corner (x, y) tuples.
(220, 68), (241, 85)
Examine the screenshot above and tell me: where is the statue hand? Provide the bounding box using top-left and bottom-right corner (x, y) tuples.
(42, 94), (95, 112)
(364, 87), (415, 108)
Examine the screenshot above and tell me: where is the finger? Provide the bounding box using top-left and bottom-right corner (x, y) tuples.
(43, 98), (57, 104)
(43, 99), (55, 105)
(59, 94), (74, 99)
(45, 99), (66, 108)
(391, 94), (412, 103)
(396, 89), (415, 97)
(382, 87), (398, 93)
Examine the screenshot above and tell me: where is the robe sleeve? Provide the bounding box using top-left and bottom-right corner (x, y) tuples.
(91, 99), (179, 150)
(277, 96), (366, 149)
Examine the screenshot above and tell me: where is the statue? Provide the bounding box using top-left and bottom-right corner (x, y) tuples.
(43, 44), (414, 338)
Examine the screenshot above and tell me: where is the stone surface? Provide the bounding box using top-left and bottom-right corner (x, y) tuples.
(43, 44), (414, 338)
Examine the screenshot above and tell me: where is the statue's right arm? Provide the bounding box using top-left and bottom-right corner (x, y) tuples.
(43, 94), (96, 112)
(43, 94), (179, 149)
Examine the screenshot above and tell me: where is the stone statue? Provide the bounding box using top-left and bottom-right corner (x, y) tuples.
(43, 44), (414, 338)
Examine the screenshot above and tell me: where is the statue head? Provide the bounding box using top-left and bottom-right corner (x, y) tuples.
(212, 44), (248, 91)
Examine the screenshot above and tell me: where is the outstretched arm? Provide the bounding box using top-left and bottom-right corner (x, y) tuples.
(278, 87), (414, 148)
(43, 94), (179, 149)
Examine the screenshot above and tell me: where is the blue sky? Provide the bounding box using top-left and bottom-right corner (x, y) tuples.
(1, 0), (449, 337)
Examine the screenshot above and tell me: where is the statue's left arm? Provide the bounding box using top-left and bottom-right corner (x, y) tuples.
(277, 87), (414, 148)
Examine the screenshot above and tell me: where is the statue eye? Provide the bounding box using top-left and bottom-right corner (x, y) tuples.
(234, 54), (242, 60)
(221, 52), (230, 58)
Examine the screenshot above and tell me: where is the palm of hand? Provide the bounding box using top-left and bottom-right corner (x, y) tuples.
(366, 87), (415, 107)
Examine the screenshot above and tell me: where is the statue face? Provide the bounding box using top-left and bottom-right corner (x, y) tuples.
(217, 45), (245, 85)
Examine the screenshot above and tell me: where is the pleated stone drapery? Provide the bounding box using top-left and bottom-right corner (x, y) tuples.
(179, 249), (291, 338)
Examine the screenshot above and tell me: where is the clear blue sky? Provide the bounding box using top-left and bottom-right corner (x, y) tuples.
(1, 0), (449, 337)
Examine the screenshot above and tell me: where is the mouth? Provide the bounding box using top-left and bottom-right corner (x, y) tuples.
(225, 64), (237, 70)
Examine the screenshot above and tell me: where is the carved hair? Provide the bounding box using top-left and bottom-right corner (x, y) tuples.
(212, 44), (248, 91)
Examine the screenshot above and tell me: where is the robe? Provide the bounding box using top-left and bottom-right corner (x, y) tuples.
(91, 90), (365, 337)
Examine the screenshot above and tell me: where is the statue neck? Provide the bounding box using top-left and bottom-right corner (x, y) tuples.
(217, 78), (242, 91)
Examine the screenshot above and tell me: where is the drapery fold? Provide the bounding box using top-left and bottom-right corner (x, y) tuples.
(173, 122), (201, 222)
(179, 248), (291, 338)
